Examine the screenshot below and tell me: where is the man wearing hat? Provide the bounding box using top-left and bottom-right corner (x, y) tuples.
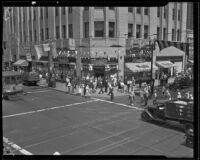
(53, 151), (61, 155)
(177, 91), (182, 99)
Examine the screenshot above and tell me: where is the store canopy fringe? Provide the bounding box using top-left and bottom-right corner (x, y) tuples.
(156, 40), (189, 56)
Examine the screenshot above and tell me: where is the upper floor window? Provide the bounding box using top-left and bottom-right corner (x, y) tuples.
(144, 25), (148, 39)
(69, 24), (73, 38)
(84, 22), (89, 38)
(109, 22), (115, 38)
(109, 7), (115, 10)
(172, 8), (175, 20)
(94, 21), (104, 37)
(62, 7), (66, 15)
(178, 9), (180, 21)
(55, 7), (59, 16)
(45, 7), (48, 18)
(62, 25), (66, 38)
(136, 24), (141, 38)
(136, 7), (141, 14)
(157, 27), (160, 40)
(40, 8), (43, 19)
(144, 7), (149, 15)
(163, 6), (166, 19)
(157, 7), (160, 17)
(68, 7), (72, 13)
(84, 7), (89, 11)
(56, 26), (59, 39)
(128, 23), (133, 38)
(94, 7), (104, 9)
(128, 7), (133, 13)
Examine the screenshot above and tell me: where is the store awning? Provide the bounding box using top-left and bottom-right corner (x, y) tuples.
(188, 59), (193, 65)
(13, 59), (28, 67)
(125, 62), (158, 73)
(156, 61), (176, 68)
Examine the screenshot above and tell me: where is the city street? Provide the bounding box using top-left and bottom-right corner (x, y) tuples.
(3, 85), (193, 156)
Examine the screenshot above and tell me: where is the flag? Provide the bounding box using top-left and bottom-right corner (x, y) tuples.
(34, 45), (43, 60)
(43, 43), (50, 52)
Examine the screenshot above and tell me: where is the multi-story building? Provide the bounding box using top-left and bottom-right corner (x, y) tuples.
(4, 3), (188, 81)
(186, 2), (193, 61)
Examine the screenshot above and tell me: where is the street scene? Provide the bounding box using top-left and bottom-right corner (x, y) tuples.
(3, 3), (194, 157)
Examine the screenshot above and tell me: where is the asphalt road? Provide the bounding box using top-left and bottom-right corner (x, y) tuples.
(3, 85), (193, 157)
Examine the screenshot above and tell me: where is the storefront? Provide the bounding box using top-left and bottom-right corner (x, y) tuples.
(155, 46), (185, 85)
(124, 62), (158, 84)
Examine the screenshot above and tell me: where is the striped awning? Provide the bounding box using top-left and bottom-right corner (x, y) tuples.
(13, 59), (28, 67)
(156, 40), (189, 56)
(156, 61), (176, 68)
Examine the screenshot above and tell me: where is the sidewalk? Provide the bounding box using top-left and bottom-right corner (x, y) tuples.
(51, 81), (141, 98)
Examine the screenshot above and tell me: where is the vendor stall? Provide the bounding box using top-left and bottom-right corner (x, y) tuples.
(124, 62), (158, 83)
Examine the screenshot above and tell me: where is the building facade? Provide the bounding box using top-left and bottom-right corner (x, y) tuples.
(3, 3), (189, 81)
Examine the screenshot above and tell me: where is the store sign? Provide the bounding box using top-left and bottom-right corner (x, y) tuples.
(26, 53), (32, 61)
(91, 59), (107, 65)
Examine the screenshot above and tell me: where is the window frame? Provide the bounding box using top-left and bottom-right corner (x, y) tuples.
(136, 7), (141, 14)
(94, 21), (104, 38)
(144, 7), (149, 16)
(68, 24), (73, 38)
(109, 22), (115, 38)
(84, 22), (89, 38)
(136, 24), (141, 38)
(128, 7), (133, 13)
(128, 23), (133, 38)
(144, 25), (149, 39)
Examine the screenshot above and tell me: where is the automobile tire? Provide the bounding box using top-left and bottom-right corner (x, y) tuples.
(141, 111), (152, 122)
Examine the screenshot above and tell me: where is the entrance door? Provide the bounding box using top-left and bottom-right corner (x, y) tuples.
(93, 66), (105, 78)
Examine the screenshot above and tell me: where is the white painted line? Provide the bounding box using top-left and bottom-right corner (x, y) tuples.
(26, 90), (51, 94)
(91, 97), (144, 111)
(3, 99), (99, 118)
(3, 137), (33, 155)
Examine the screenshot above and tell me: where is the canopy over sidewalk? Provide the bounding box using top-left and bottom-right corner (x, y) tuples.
(13, 59), (28, 67)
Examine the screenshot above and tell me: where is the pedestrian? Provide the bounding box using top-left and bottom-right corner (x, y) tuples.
(184, 91), (190, 99)
(143, 83), (149, 106)
(127, 80), (131, 93)
(189, 94), (193, 100)
(105, 79), (108, 93)
(85, 84), (90, 98)
(139, 89), (144, 103)
(67, 81), (71, 93)
(162, 86), (166, 97)
(53, 151), (61, 155)
(152, 90), (157, 104)
(165, 89), (171, 100)
(110, 85), (114, 101)
(98, 81), (104, 94)
(83, 83), (86, 96)
(139, 80), (142, 88)
(129, 87), (136, 106)
(177, 91), (182, 99)
(120, 81), (125, 93)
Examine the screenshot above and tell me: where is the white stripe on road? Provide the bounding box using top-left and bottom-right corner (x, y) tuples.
(91, 97), (144, 111)
(25, 89), (51, 94)
(3, 99), (99, 118)
(3, 137), (33, 155)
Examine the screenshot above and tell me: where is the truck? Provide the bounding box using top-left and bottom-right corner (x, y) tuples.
(22, 70), (40, 86)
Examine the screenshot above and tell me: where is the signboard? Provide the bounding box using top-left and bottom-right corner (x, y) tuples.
(91, 59), (107, 65)
(26, 53), (32, 61)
